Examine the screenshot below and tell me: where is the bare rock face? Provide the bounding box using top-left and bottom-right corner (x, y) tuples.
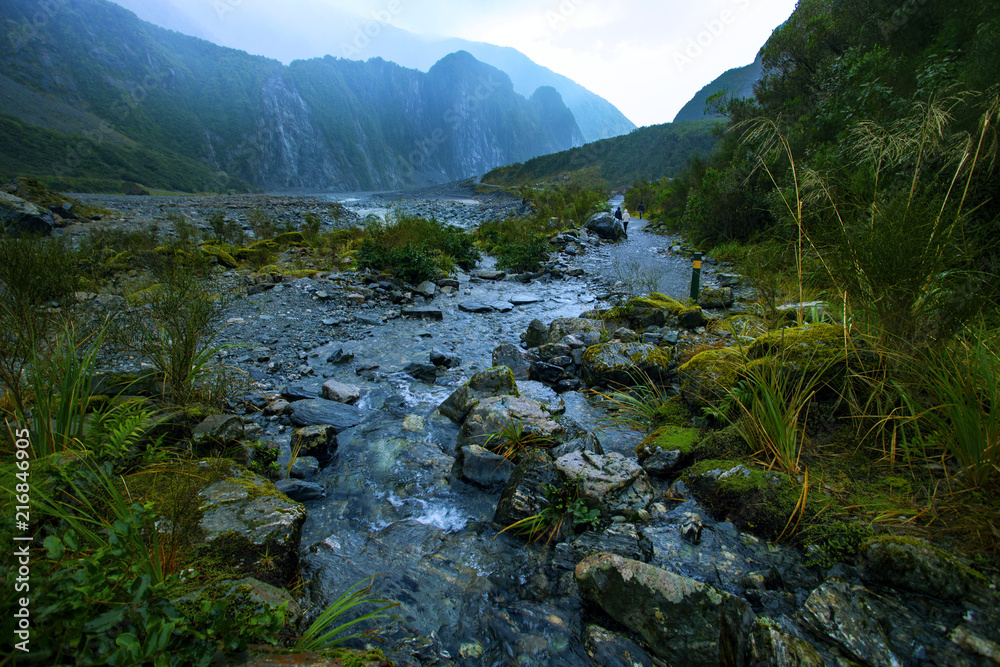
(585, 212), (626, 241)
(575, 552), (755, 666)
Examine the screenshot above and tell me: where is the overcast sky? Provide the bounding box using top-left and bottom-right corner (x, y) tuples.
(109, 0), (797, 127)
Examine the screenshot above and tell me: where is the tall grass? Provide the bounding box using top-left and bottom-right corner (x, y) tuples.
(920, 326), (1000, 487)
(19, 323), (104, 457)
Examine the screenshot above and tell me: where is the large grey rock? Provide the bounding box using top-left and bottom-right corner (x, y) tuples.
(575, 553), (755, 666)
(403, 362), (438, 383)
(191, 414), (245, 452)
(452, 445), (515, 490)
(320, 379), (361, 404)
(287, 399), (363, 430)
(197, 465), (306, 587)
(438, 366), (519, 423)
(799, 579), (902, 667)
(585, 212), (626, 241)
(556, 523), (654, 566)
(457, 395), (565, 449)
(459, 301), (494, 313)
(492, 342), (531, 380)
(0, 191), (55, 236)
(554, 451), (654, 517)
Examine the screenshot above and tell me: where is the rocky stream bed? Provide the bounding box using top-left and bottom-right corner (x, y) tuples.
(58, 187), (1000, 666)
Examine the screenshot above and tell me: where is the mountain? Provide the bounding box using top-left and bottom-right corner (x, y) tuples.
(107, 0), (637, 144)
(673, 54), (764, 122)
(483, 119), (722, 189)
(0, 0), (584, 192)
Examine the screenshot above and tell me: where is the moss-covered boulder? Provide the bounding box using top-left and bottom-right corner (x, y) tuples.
(859, 536), (984, 600)
(609, 294), (707, 330)
(197, 465), (306, 587)
(581, 341), (674, 387)
(175, 577), (302, 630)
(243, 647), (389, 666)
(439, 366), (519, 423)
(678, 347), (743, 409)
(554, 451), (654, 517)
(199, 243), (238, 269)
(746, 323), (848, 377)
(547, 317), (604, 345)
(636, 425), (701, 476)
(682, 460), (809, 540)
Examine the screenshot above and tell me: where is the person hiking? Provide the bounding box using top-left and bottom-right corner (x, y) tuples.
(637, 202), (645, 219)
(614, 207), (623, 221)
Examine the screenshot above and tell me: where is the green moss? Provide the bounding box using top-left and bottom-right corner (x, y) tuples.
(678, 346), (743, 408)
(637, 425), (701, 458)
(682, 459), (820, 540)
(271, 231), (306, 246)
(860, 535), (986, 583)
(801, 520), (876, 568)
(651, 396), (692, 427)
(746, 324), (847, 376)
(199, 244), (237, 268)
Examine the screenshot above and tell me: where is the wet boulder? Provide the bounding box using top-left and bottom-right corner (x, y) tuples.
(683, 462), (805, 540)
(747, 618), (824, 667)
(554, 451), (654, 518)
(678, 346), (743, 409)
(197, 465), (306, 587)
(799, 579), (903, 667)
(698, 287), (735, 309)
(274, 478), (326, 502)
(547, 317), (604, 345)
(575, 553), (755, 666)
(556, 523), (654, 567)
(452, 444), (515, 490)
(585, 212), (626, 241)
(289, 424), (338, 465)
(746, 323), (850, 383)
(859, 536), (982, 600)
(457, 395), (565, 450)
(582, 625), (656, 667)
(492, 343), (531, 380)
(494, 449), (563, 531)
(523, 319), (549, 348)
(287, 398), (364, 430)
(580, 341), (674, 387)
(439, 366), (519, 423)
(403, 362), (438, 383)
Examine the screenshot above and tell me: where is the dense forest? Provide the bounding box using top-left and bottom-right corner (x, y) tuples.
(631, 0), (1000, 340)
(482, 119), (721, 189)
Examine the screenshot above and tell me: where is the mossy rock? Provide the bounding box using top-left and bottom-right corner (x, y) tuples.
(678, 346), (743, 409)
(746, 323), (848, 377)
(174, 576), (302, 630)
(682, 460), (816, 540)
(859, 535), (985, 599)
(637, 425), (701, 459)
(691, 425), (752, 461)
(581, 341), (675, 387)
(196, 465), (306, 587)
(439, 366), (519, 423)
(199, 243), (238, 269)
(270, 231), (305, 246)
